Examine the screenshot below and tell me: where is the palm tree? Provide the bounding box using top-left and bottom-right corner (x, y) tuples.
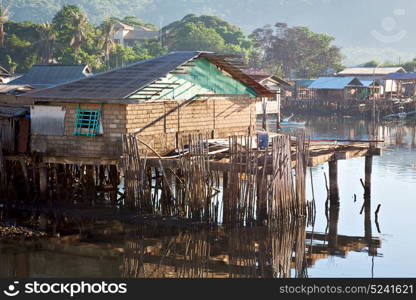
(69, 9), (88, 54)
(100, 18), (117, 62)
(0, 0), (11, 47)
(35, 23), (56, 64)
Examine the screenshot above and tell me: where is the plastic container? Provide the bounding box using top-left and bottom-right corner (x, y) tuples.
(257, 132), (269, 150)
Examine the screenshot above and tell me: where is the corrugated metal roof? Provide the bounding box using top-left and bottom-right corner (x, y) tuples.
(0, 66), (10, 77)
(294, 79), (315, 87)
(0, 106), (29, 118)
(309, 77), (363, 89)
(0, 84), (33, 94)
(337, 67), (405, 76)
(387, 72), (416, 80)
(9, 65), (91, 89)
(20, 51), (273, 101)
(360, 80), (375, 87)
(248, 74), (291, 87)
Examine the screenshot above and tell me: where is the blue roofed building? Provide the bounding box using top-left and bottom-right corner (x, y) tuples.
(309, 77), (369, 100)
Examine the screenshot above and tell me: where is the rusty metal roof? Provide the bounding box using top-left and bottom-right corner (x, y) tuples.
(20, 52), (273, 102)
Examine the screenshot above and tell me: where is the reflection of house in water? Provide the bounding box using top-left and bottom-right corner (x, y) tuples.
(0, 216), (381, 278)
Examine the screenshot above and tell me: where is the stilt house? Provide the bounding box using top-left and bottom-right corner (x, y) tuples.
(11, 51), (273, 165)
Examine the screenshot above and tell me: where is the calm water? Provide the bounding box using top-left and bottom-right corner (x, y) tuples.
(1, 118), (415, 278)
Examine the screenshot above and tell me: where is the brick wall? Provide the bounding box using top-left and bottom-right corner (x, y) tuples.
(31, 97), (256, 159)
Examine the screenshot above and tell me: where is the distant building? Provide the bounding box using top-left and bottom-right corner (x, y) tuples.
(248, 73), (291, 118)
(336, 67), (406, 96)
(293, 79), (316, 100)
(309, 77), (366, 100)
(249, 73), (292, 99)
(113, 22), (159, 47)
(8, 65), (92, 89)
(387, 72), (416, 98)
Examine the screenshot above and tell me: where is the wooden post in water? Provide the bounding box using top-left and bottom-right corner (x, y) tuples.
(328, 160), (339, 205)
(364, 155), (373, 199)
(109, 165), (119, 206)
(328, 202), (340, 251)
(364, 155), (377, 256)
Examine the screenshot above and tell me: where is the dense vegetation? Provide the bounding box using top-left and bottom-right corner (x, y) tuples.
(0, 4), (167, 73)
(1, 2), (344, 78)
(249, 23), (343, 78)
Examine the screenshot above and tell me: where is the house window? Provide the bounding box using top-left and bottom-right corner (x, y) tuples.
(73, 107), (102, 136)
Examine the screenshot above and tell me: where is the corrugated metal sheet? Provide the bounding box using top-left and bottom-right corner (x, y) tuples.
(360, 80), (376, 87)
(387, 72), (416, 80)
(30, 105), (66, 135)
(0, 84), (33, 94)
(295, 79), (314, 87)
(9, 65), (91, 89)
(20, 51), (273, 101)
(337, 67), (405, 76)
(0, 106), (28, 118)
(0, 66), (10, 77)
(309, 77), (363, 90)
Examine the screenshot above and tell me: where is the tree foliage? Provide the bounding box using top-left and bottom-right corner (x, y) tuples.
(0, 4), (166, 73)
(1, 3), (348, 82)
(250, 23), (343, 78)
(162, 14), (252, 57)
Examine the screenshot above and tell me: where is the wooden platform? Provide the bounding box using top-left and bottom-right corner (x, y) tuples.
(141, 142), (382, 174)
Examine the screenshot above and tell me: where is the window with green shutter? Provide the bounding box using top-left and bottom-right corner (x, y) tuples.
(73, 106), (102, 136)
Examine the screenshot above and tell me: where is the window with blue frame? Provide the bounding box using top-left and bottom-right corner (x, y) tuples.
(73, 106), (102, 136)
